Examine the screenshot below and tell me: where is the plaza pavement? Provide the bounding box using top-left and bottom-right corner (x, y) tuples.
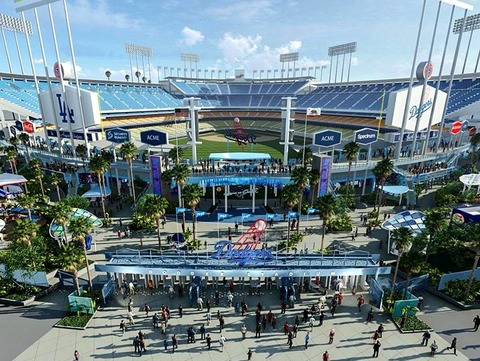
(4, 191), (480, 360)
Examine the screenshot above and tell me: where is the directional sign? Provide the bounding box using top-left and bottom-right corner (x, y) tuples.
(313, 130), (342, 147)
(354, 128), (378, 145)
(140, 129), (168, 146)
(105, 128), (130, 144)
(451, 121), (462, 135)
(469, 127), (477, 137)
(22, 121), (34, 134)
(461, 120), (469, 133)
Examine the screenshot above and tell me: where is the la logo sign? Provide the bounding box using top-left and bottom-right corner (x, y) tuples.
(313, 130), (342, 147)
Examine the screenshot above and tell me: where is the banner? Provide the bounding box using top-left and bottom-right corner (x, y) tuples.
(175, 207), (189, 214)
(195, 211), (210, 217)
(217, 213), (232, 221)
(287, 211), (299, 219)
(307, 208), (318, 215)
(241, 213), (252, 220)
(150, 156), (162, 195)
(266, 213), (276, 220)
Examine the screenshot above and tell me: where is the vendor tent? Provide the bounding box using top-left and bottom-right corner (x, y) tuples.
(0, 173), (27, 187)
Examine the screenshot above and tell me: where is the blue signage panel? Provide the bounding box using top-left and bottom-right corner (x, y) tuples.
(354, 128), (378, 145)
(46, 129), (93, 141)
(461, 120), (469, 133)
(150, 155), (162, 195)
(14, 120), (23, 131)
(105, 128), (130, 144)
(392, 130), (439, 142)
(319, 156), (331, 196)
(140, 130), (168, 146)
(313, 130), (342, 147)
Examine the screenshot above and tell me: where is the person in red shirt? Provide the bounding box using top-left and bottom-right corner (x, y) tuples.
(323, 351), (330, 361)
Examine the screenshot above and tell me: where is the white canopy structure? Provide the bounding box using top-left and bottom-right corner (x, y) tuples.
(81, 186), (112, 198)
(382, 185), (411, 205)
(459, 174), (480, 192)
(0, 173), (27, 187)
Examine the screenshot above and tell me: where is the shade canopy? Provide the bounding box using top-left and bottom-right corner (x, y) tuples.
(0, 173), (27, 187)
(381, 210), (426, 234)
(459, 174), (480, 187)
(382, 185), (410, 195)
(208, 152), (271, 161)
(49, 208), (103, 239)
(81, 186), (112, 198)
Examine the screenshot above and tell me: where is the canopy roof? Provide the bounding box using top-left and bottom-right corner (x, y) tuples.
(381, 210), (426, 233)
(459, 174), (480, 187)
(49, 208), (103, 239)
(81, 186), (112, 198)
(382, 185), (410, 195)
(0, 173), (27, 187)
(209, 152), (271, 161)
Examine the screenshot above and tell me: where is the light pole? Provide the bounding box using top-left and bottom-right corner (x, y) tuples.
(320, 65), (327, 82)
(328, 42), (357, 83)
(0, 14), (32, 75)
(452, 13), (480, 74)
(181, 52), (200, 79)
(279, 52), (299, 80)
(204, 69), (208, 78)
(125, 43), (152, 84)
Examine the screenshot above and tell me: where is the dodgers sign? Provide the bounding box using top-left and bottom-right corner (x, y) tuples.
(313, 130), (342, 147)
(354, 128), (378, 145)
(140, 129), (168, 146)
(105, 128), (130, 144)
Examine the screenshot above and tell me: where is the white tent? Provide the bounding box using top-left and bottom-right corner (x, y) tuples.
(0, 173), (27, 187)
(459, 174), (480, 192)
(81, 186), (112, 198)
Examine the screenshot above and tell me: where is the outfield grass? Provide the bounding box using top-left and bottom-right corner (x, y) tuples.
(174, 131), (286, 160)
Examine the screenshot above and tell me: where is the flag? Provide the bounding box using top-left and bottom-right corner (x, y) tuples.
(217, 213), (232, 221)
(307, 108), (321, 117)
(266, 213), (276, 220)
(242, 213), (252, 220)
(195, 211), (210, 217)
(175, 207), (188, 214)
(307, 208), (319, 215)
(288, 211), (299, 219)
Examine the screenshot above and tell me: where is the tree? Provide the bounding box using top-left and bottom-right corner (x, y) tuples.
(455, 222), (480, 303)
(75, 144), (88, 169)
(171, 163), (190, 225)
(315, 193), (337, 250)
(45, 201), (72, 246)
(120, 141), (138, 202)
(61, 195), (90, 210)
(343, 141), (360, 197)
(291, 166), (311, 231)
(68, 216), (94, 292)
(10, 218), (40, 269)
(470, 133), (480, 169)
(400, 251), (424, 298)
(137, 194), (169, 248)
(182, 183), (203, 242)
(423, 208), (448, 261)
(282, 183), (301, 249)
(301, 147), (313, 166)
(17, 194), (37, 221)
(30, 158), (45, 197)
(309, 169), (320, 204)
(6, 147), (18, 174)
(9, 136), (19, 150)
(389, 227), (413, 299)
(168, 146), (184, 166)
(89, 155), (108, 219)
(49, 172), (63, 201)
(18, 133), (30, 160)
(56, 241), (84, 296)
(372, 158), (394, 219)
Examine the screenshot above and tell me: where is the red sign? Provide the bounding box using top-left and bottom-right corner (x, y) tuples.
(469, 127), (477, 137)
(451, 121), (462, 135)
(22, 121), (34, 134)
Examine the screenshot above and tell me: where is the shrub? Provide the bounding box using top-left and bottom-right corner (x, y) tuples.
(443, 279), (480, 304)
(327, 214), (353, 232)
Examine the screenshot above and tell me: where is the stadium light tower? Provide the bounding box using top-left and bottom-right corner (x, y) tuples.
(0, 13), (32, 75)
(125, 43), (152, 84)
(453, 13), (480, 73)
(327, 42), (357, 83)
(279, 52), (299, 80)
(181, 52), (200, 79)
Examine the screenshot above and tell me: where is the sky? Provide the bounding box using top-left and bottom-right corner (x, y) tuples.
(0, 0), (479, 83)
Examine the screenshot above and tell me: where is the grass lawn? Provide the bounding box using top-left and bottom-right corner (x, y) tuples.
(174, 131), (287, 160)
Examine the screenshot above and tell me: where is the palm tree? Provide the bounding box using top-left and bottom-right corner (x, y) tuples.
(400, 251), (424, 298)
(372, 158), (394, 219)
(315, 193), (337, 250)
(137, 194), (169, 248)
(171, 163), (191, 226)
(282, 183), (301, 248)
(309, 169), (320, 204)
(470, 133), (480, 169)
(75, 144), (88, 169)
(9, 136), (19, 150)
(30, 158), (45, 197)
(57, 241), (84, 296)
(182, 183), (202, 242)
(168, 146), (184, 166)
(17, 194), (37, 220)
(301, 147), (314, 166)
(389, 227), (413, 299)
(89, 155), (108, 219)
(46, 201), (72, 246)
(343, 141), (360, 197)
(459, 222), (480, 303)
(291, 166), (311, 231)
(10, 218), (40, 269)
(7, 148), (18, 174)
(68, 216), (94, 292)
(120, 141), (138, 202)
(49, 173), (63, 201)
(18, 133), (30, 160)
(423, 208), (448, 261)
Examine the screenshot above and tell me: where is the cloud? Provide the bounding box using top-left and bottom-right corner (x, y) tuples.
(207, 0), (276, 23)
(218, 33), (262, 63)
(67, 0), (141, 29)
(180, 27), (204, 46)
(33, 58), (43, 64)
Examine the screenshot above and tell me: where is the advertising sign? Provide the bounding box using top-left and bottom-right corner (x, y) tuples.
(386, 130), (439, 143)
(385, 85), (447, 132)
(451, 121), (462, 135)
(22, 121), (34, 134)
(14, 120), (23, 131)
(105, 128), (130, 144)
(46, 129), (93, 141)
(469, 127), (477, 137)
(461, 120), (469, 133)
(140, 130), (168, 146)
(354, 128), (378, 145)
(150, 155), (162, 195)
(319, 156), (332, 196)
(313, 130), (342, 147)
(39, 84), (101, 131)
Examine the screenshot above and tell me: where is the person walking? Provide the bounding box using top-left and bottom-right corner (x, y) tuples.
(144, 303), (151, 317)
(287, 330), (293, 349)
(119, 320), (126, 335)
(309, 315), (316, 331)
(323, 351), (330, 361)
(421, 330), (431, 346)
(219, 315), (225, 332)
(373, 340), (381, 358)
(357, 295), (364, 312)
(73, 350), (80, 361)
(206, 334), (212, 349)
(200, 324), (206, 340)
(304, 331), (311, 349)
(255, 322), (261, 338)
(473, 315), (480, 331)
(219, 335), (226, 352)
(172, 334), (178, 353)
(247, 349), (253, 360)
(319, 311), (325, 326)
(328, 329), (335, 344)
(163, 339), (168, 351)
(197, 296), (204, 311)
(241, 324), (247, 339)
(366, 308), (374, 323)
(178, 304), (183, 318)
(430, 340), (438, 356)
(377, 323), (384, 338)
(446, 337), (457, 355)
(133, 336), (140, 354)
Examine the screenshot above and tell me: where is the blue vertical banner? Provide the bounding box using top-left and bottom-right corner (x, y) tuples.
(150, 155), (162, 195)
(319, 156), (332, 196)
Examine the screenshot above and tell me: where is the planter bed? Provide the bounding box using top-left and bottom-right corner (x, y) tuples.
(0, 283), (58, 306)
(427, 286), (480, 310)
(392, 316), (432, 333)
(54, 310), (96, 330)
